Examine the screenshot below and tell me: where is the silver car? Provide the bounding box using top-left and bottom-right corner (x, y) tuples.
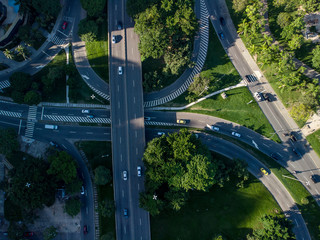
(137, 166), (142, 177)
(123, 171), (127, 180)
(232, 131), (241, 137)
(118, 66), (123, 75)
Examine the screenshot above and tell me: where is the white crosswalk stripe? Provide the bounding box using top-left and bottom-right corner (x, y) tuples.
(143, 0), (210, 108)
(25, 106), (37, 138)
(0, 80), (10, 90)
(0, 110), (22, 118)
(144, 121), (179, 127)
(43, 115), (111, 124)
(51, 35), (68, 45)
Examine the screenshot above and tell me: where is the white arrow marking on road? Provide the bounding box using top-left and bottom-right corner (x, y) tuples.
(252, 140), (259, 149)
(35, 65), (44, 69)
(306, 181), (310, 186)
(81, 74), (90, 80)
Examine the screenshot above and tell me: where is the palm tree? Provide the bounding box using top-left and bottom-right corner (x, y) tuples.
(3, 49), (14, 60)
(15, 45), (27, 60)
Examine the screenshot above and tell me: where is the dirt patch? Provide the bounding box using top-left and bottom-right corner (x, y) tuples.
(19, 136), (50, 159)
(29, 199), (81, 233)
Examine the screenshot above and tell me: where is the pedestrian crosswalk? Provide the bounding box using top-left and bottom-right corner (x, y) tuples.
(0, 110), (21, 118)
(44, 115), (111, 124)
(85, 82), (110, 101)
(0, 80), (10, 90)
(51, 35), (68, 46)
(243, 74), (258, 85)
(144, 0), (210, 108)
(25, 106), (37, 138)
(144, 121), (179, 127)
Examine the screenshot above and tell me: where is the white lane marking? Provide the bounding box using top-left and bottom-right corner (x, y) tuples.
(118, 101), (120, 109)
(35, 65), (44, 69)
(41, 107), (44, 120)
(133, 79), (135, 87)
(133, 97), (136, 103)
(42, 50), (50, 57)
(69, 131), (76, 133)
(262, 143), (270, 148)
(134, 113), (137, 119)
(120, 137), (122, 144)
(252, 140), (259, 149)
(120, 154), (123, 162)
(295, 219), (299, 227)
(315, 189), (319, 194)
(124, 226), (127, 234)
(67, 113), (74, 116)
(86, 132), (93, 134)
(132, 64), (134, 70)
(246, 135), (253, 139)
(62, 144), (66, 149)
(103, 132), (109, 135)
(18, 119), (22, 135)
(81, 74), (89, 80)
(115, 4), (117, 10)
(119, 119), (121, 125)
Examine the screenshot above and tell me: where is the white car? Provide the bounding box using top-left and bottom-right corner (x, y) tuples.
(112, 35), (116, 43)
(137, 166), (142, 177)
(254, 92), (262, 101)
(82, 109), (90, 113)
(207, 124), (219, 131)
(232, 131), (241, 137)
(81, 186), (85, 195)
(144, 117), (151, 121)
(123, 171), (127, 180)
(118, 66), (123, 75)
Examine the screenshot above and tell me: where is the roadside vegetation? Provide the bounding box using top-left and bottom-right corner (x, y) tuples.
(78, 141), (115, 240)
(78, 0), (109, 82)
(306, 129), (320, 157)
(0, 128), (84, 239)
(127, 0), (198, 92)
(226, 0), (320, 127)
(186, 87), (281, 142)
(204, 129), (320, 239)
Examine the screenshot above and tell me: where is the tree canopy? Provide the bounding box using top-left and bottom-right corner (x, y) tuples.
(64, 197), (81, 217)
(0, 128), (19, 157)
(78, 19), (99, 42)
(47, 151), (78, 184)
(94, 166), (112, 185)
(140, 129), (219, 214)
(80, 0), (106, 17)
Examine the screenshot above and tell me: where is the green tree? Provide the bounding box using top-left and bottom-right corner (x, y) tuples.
(248, 215), (295, 240)
(32, 0), (61, 17)
(80, 0), (106, 17)
(8, 157), (56, 210)
(43, 226), (57, 240)
(66, 176), (83, 194)
(139, 192), (164, 216)
(277, 12), (291, 28)
(97, 199), (115, 218)
(15, 45), (28, 60)
(163, 44), (191, 75)
(232, 0), (248, 12)
(127, 0), (157, 17)
(47, 151), (77, 184)
(312, 45), (320, 70)
(7, 221), (26, 240)
(0, 128), (19, 157)
(187, 73), (210, 99)
(64, 197), (81, 217)
(290, 103), (312, 123)
(100, 232), (115, 240)
(9, 72), (32, 93)
(94, 166), (112, 185)
(288, 34), (303, 50)
(78, 19), (98, 42)
(232, 159), (249, 188)
(24, 90), (41, 105)
(212, 235), (224, 240)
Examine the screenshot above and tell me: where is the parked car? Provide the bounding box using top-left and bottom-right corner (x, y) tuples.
(219, 17), (225, 26)
(231, 131), (241, 137)
(81, 186), (85, 195)
(118, 66), (123, 75)
(83, 225), (88, 235)
(260, 168), (269, 176)
(62, 21), (68, 30)
(82, 109), (90, 114)
(157, 132), (165, 136)
(124, 208), (128, 218)
(218, 32), (224, 40)
(310, 175), (318, 183)
(254, 92), (262, 101)
(123, 171), (127, 181)
(23, 232), (34, 237)
(112, 35), (116, 43)
(137, 166), (142, 177)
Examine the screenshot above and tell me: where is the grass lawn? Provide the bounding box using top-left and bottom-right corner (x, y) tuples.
(185, 86), (280, 142)
(152, 153), (282, 240)
(203, 130), (320, 239)
(69, 48), (109, 104)
(85, 19), (109, 83)
(306, 129), (320, 157)
(78, 141), (115, 238)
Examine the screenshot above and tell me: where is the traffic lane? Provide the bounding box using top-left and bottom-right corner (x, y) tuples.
(41, 106), (110, 118)
(198, 132), (310, 240)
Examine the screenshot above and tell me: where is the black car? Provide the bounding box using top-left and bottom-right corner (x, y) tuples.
(271, 153), (281, 161)
(219, 17), (225, 26)
(263, 93), (271, 102)
(290, 132), (297, 142)
(310, 175), (317, 183)
(292, 148), (301, 157)
(124, 208), (129, 218)
(117, 21), (122, 30)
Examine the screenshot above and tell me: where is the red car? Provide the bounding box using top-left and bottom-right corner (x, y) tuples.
(23, 232), (34, 237)
(62, 21), (68, 30)
(83, 225), (88, 235)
